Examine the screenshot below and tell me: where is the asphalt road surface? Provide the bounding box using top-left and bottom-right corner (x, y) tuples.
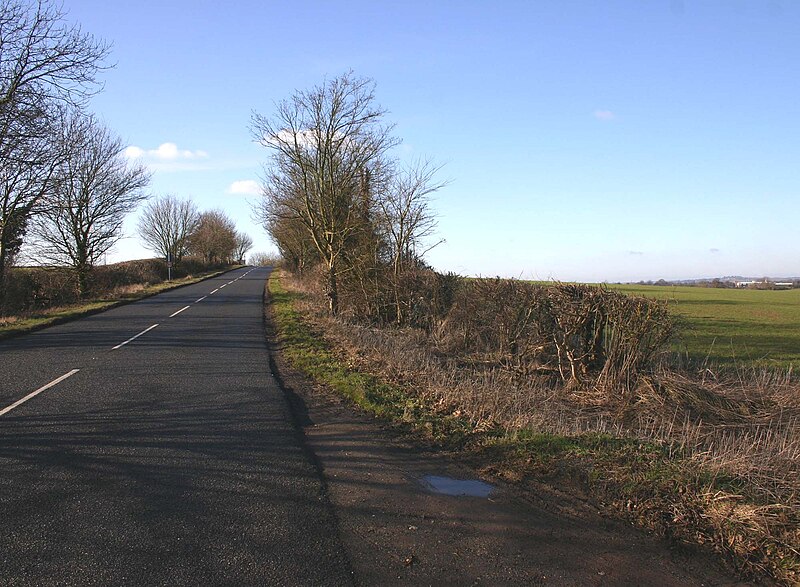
(0, 267), (354, 586)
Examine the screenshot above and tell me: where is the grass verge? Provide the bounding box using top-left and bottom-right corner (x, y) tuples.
(268, 270), (798, 585)
(0, 267), (238, 340)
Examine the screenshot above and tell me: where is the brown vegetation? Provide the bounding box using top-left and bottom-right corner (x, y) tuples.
(0, 256), (228, 316)
(278, 270), (799, 584)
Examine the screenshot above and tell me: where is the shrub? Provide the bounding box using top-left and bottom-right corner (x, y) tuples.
(436, 279), (675, 394)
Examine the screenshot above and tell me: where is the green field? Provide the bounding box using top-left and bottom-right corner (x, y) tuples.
(608, 284), (800, 368)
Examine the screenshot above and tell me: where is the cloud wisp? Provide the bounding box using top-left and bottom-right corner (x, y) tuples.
(124, 142), (210, 172)
(125, 142), (208, 161)
(227, 180), (261, 195)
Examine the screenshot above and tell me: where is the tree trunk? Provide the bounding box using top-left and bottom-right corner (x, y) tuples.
(326, 261), (338, 316)
(0, 244), (8, 311)
(76, 265), (90, 299)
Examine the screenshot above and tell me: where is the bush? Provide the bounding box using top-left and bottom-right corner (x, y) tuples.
(437, 279), (675, 395)
(2, 267), (79, 314)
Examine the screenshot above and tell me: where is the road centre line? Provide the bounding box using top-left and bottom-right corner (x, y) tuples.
(0, 369), (80, 417)
(169, 305), (191, 318)
(195, 296), (207, 303)
(112, 324), (159, 350)
(210, 288), (219, 294)
(220, 283), (227, 288)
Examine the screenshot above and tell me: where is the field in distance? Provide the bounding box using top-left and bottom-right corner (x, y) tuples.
(608, 284), (800, 368)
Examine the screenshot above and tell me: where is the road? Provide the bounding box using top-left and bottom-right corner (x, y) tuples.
(0, 267), (353, 585)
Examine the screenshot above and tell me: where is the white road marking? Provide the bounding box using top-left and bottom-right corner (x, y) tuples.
(220, 283), (227, 288)
(0, 369), (80, 417)
(210, 288), (219, 294)
(195, 296), (207, 303)
(169, 305), (191, 318)
(112, 323), (159, 350)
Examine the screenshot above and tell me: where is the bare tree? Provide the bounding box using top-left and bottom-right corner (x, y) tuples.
(251, 72), (398, 315)
(378, 158), (447, 277)
(0, 0), (110, 111)
(0, 0), (109, 304)
(0, 118), (60, 306)
(188, 209), (237, 265)
(375, 158), (447, 324)
(234, 231), (253, 264)
(249, 251), (281, 267)
(263, 211), (317, 273)
(34, 112), (150, 295)
(137, 194), (199, 266)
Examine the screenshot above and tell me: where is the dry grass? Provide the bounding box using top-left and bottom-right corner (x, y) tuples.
(279, 271), (800, 584)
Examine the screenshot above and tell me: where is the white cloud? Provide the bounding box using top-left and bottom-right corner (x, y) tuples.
(593, 110), (616, 121)
(124, 146), (144, 159)
(228, 180), (261, 195)
(125, 142), (209, 161)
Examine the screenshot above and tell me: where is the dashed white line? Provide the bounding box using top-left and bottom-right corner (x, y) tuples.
(0, 369), (80, 417)
(112, 323), (159, 350)
(220, 283), (228, 288)
(195, 296), (207, 303)
(210, 288), (219, 294)
(169, 305), (191, 318)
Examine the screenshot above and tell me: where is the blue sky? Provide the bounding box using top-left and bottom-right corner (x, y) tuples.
(65, 0), (799, 282)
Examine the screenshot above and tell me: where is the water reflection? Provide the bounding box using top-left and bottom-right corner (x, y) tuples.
(420, 475), (494, 497)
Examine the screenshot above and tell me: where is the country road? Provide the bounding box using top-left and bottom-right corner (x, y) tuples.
(0, 267), (353, 585)
(1, 267), (749, 586)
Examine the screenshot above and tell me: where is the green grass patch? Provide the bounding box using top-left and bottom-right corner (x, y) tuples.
(607, 284), (800, 368)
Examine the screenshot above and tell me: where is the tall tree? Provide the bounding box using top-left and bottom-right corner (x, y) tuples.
(251, 72), (398, 315)
(188, 209), (237, 265)
(35, 112), (150, 295)
(0, 0), (109, 304)
(137, 194), (199, 265)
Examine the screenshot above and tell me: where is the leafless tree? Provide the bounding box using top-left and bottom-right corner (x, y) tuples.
(378, 158), (447, 277)
(234, 231), (253, 264)
(0, 118), (60, 305)
(0, 0), (110, 111)
(249, 251), (281, 267)
(251, 72), (398, 315)
(375, 158), (447, 324)
(137, 194), (199, 266)
(34, 112), (150, 295)
(266, 213), (317, 273)
(188, 209), (237, 265)
(0, 0), (109, 304)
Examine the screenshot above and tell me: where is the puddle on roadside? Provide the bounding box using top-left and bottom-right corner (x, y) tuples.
(420, 475), (495, 498)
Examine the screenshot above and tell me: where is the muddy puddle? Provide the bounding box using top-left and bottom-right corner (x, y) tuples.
(420, 475), (494, 497)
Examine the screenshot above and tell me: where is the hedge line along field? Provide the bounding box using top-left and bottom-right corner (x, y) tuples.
(608, 284), (800, 368)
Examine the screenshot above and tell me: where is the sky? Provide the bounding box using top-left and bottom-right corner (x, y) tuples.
(61, 0), (799, 282)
